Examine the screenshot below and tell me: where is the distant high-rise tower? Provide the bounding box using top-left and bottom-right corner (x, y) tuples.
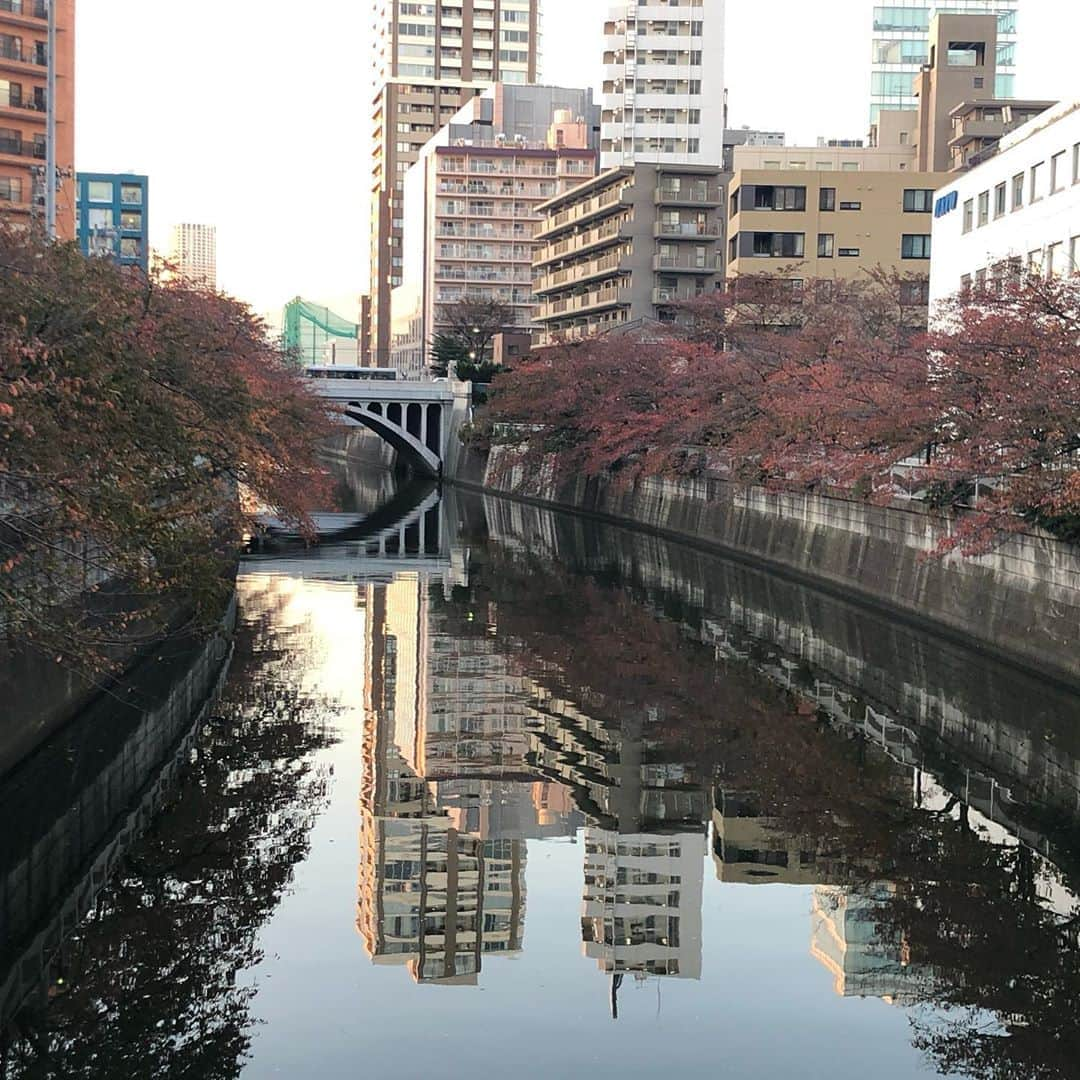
(366, 0), (542, 366)
(168, 223), (216, 289)
(870, 0), (1019, 122)
(599, 0), (726, 169)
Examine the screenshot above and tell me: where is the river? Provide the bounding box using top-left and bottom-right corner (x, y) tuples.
(2, 461), (1079, 1079)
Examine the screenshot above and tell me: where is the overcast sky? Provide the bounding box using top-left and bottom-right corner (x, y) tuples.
(76, 0), (1080, 322)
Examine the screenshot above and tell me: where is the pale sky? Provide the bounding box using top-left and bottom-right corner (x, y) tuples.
(75, 0), (1080, 322)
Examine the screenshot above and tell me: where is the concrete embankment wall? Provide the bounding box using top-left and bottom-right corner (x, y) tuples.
(465, 448), (1080, 687)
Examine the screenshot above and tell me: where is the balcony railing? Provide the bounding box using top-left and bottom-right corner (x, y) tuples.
(654, 221), (721, 238)
(655, 185), (722, 206)
(653, 253), (721, 272)
(0, 0), (49, 16)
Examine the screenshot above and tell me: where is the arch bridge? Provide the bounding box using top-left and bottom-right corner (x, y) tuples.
(311, 377), (471, 477)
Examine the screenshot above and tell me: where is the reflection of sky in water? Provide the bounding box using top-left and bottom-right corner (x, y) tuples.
(231, 563), (1001, 1080)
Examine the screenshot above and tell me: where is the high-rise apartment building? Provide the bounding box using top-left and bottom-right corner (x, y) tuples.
(870, 0), (1019, 122)
(367, 0), (542, 366)
(76, 172), (148, 272)
(532, 162), (725, 344)
(391, 83), (599, 375)
(168, 223), (216, 289)
(599, 0), (725, 169)
(0, 0), (75, 239)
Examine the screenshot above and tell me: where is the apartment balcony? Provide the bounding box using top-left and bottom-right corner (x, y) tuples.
(0, 97), (45, 122)
(653, 221), (721, 239)
(534, 217), (629, 267)
(0, 0), (48, 20)
(652, 253), (721, 272)
(534, 249), (633, 294)
(655, 184), (722, 207)
(536, 282), (632, 321)
(542, 184), (632, 235)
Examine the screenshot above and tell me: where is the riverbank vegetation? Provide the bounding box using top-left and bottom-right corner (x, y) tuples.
(0, 229), (331, 665)
(481, 273), (1080, 553)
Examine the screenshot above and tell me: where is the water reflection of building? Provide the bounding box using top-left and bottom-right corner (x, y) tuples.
(357, 577), (562, 985)
(582, 829), (705, 985)
(810, 886), (926, 1004)
(710, 786), (933, 1005)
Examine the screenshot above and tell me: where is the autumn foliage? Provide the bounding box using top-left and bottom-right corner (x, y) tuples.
(0, 228), (332, 660)
(483, 272), (1080, 553)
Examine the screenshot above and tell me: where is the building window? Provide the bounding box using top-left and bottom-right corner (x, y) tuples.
(1030, 161), (1044, 202)
(120, 210), (142, 231)
(1051, 150), (1067, 193)
(839, 200), (862, 210)
(819, 187), (836, 211)
(87, 181), (114, 202)
(1073, 144), (1080, 185)
(977, 190), (989, 226)
(994, 182), (1006, 218)
(960, 273), (972, 296)
(838, 247), (860, 257)
(751, 232), (805, 258)
(1012, 172), (1024, 210)
(752, 185), (806, 211)
(1071, 235), (1080, 273)
(728, 235), (737, 263)
(899, 279), (929, 305)
(1028, 247), (1044, 276)
(1047, 241), (1064, 277)
(962, 198), (974, 233)
(120, 237), (142, 259)
(841, 162), (860, 172)
(0, 176), (21, 202)
(902, 188), (933, 212)
(817, 233), (834, 258)
(88, 207), (113, 230)
(901, 234), (931, 259)
(729, 188), (739, 217)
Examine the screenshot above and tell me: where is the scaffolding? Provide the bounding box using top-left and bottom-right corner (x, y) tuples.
(282, 297), (360, 366)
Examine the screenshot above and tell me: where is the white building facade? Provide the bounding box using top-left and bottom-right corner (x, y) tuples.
(168, 223), (217, 289)
(929, 101), (1080, 304)
(600, 0), (725, 169)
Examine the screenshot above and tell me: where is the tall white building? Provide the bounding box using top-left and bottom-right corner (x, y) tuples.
(870, 0), (1020, 123)
(168, 223), (217, 289)
(928, 100), (1080, 305)
(600, 0), (725, 169)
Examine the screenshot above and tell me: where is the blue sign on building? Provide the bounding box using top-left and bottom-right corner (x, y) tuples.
(933, 190), (959, 219)
(76, 172), (150, 272)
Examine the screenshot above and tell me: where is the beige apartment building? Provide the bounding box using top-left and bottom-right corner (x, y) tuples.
(532, 163), (725, 344)
(726, 165), (950, 291)
(367, 0), (541, 365)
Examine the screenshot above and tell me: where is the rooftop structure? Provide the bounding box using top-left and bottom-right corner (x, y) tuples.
(76, 172), (148, 272)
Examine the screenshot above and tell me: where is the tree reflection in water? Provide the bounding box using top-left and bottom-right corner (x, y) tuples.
(441, 537), (1080, 1080)
(0, 589), (339, 1080)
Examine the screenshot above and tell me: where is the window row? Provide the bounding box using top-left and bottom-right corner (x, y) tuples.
(960, 143), (1080, 234)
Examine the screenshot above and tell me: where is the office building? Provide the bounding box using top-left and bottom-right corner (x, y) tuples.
(168, 223), (216, 289)
(391, 84), (599, 375)
(599, 0), (724, 169)
(532, 162), (725, 344)
(76, 172), (148, 272)
(0, 0), (75, 238)
(870, 0), (1019, 123)
(929, 100), (1080, 304)
(367, 0), (542, 367)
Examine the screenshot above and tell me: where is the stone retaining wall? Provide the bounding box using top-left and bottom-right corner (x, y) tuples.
(473, 449), (1080, 687)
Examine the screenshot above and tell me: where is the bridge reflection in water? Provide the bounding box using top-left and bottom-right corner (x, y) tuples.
(3, 478), (1080, 1079)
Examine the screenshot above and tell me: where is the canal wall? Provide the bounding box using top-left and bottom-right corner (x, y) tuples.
(0, 598), (235, 1024)
(460, 449), (1080, 688)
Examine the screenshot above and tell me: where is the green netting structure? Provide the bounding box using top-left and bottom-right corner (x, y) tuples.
(282, 297), (360, 366)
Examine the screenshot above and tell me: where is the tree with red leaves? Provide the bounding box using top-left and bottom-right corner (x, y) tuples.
(482, 271), (1080, 554)
(0, 228), (332, 663)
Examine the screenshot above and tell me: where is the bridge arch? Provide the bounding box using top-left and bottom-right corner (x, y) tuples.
(341, 403), (442, 477)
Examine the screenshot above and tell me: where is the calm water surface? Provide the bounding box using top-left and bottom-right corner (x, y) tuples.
(3, 467), (1080, 1079)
